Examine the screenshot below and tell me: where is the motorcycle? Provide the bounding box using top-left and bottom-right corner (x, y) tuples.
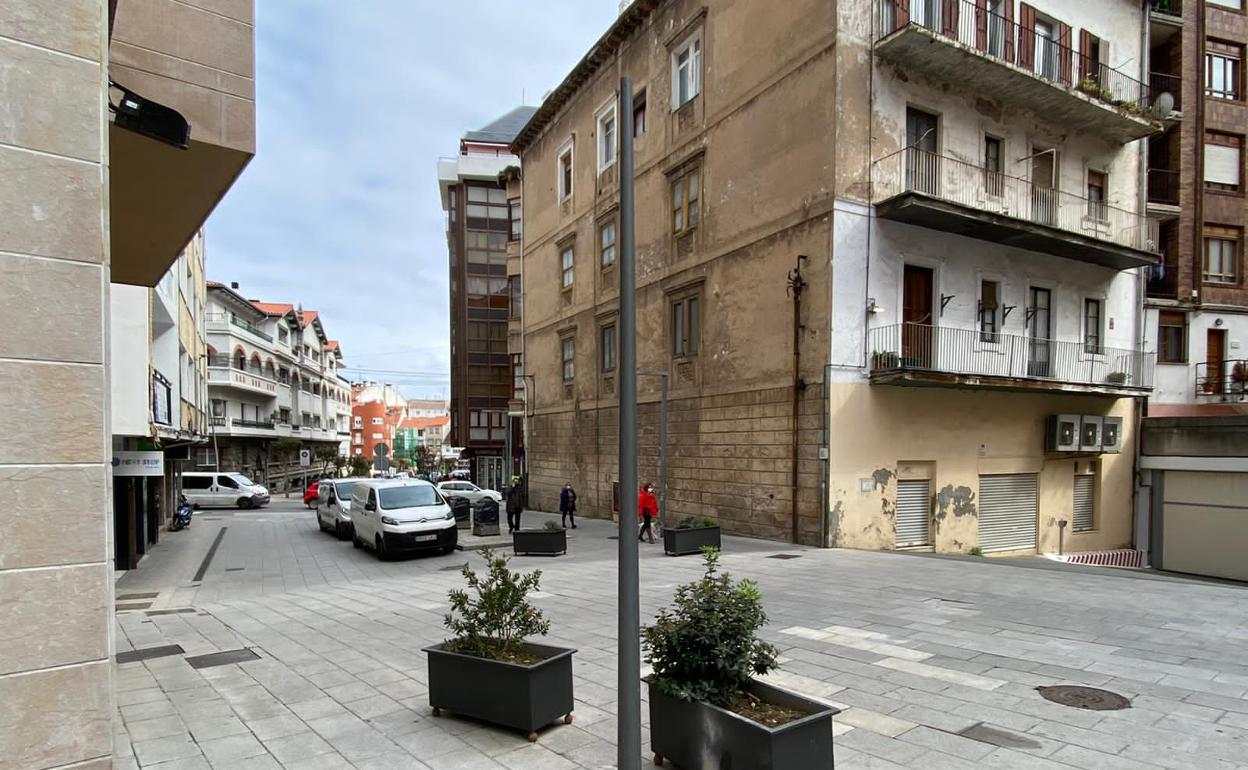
(170, 494), (193, 532)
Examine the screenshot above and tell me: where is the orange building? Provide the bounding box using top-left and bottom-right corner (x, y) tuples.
(350, 382), (407, 461)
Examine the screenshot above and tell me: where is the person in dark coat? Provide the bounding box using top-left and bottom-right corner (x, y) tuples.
(505, 476), (524, 533)
(559, 482), (578, 529)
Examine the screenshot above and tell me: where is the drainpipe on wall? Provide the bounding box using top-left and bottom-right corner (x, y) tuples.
(788, 255), (808, 545)
(1194, 0), (1206, 309)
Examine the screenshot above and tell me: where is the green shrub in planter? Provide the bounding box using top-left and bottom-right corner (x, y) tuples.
(643, 550), (837, 767)
(424, 549), (575, 740)
(664, 516), (721, 555)
(1106, 371), (1129, 385)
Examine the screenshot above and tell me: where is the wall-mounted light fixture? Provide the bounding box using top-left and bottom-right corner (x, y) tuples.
(867, 298), (884, 315)
(1215, 318), (1225, 327)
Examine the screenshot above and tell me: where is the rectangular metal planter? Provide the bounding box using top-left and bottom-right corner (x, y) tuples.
(663, 525), (721, 556)
(648, 678), (838, 769)
(424, 642), (575, 736)
(513, 528), (567, 556)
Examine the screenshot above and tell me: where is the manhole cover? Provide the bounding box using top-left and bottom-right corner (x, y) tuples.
(767, 554), (801, 560)
(1036, 685), (1130, 711)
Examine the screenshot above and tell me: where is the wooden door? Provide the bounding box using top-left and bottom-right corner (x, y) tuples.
(1028, 287), (1052, 377)
(903, 265), (934, 367)
(1207, 329), (1227, 395)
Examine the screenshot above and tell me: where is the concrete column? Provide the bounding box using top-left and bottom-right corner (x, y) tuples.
(0, 2), (115, 768)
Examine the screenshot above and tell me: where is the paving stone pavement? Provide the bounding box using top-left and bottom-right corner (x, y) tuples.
(113, 499), (1248, 769)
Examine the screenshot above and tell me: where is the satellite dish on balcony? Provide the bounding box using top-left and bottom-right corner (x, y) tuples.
(1151, 92), (1175, 119)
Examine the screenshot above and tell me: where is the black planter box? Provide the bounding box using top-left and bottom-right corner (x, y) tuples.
(513, 528), (567, 556)
(648, 678), (838, 769)
(425, 642), (575, 739)
(663, 525), (721, 556)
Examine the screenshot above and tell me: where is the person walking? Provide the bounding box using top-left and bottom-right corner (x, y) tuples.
(505, 475), (524, 533)
(559, 482), (578, 529)
(638, 482), (658, 544)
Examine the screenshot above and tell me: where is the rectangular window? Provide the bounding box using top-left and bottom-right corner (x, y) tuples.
(671, 169), (701, 235)
(1204, 226), (1240, 284)
(984, 136), (1003, 196)
(561, 246), (575, 288)
(979, 280), (1000, 343)
(508, 276), (522, 320)
(1204, 132), (1243, 192)
(601, 324), (617, 374)
(633, 88), (647, 139)
(561, 336), (575, 382)
(672, 32), (702, 109)
(597, 104), (617, 170)
(1206, 41), (1242, 101)
(671, 295), (701, 357)
(508, 198), (521, 241)
(1158, 311), (1187, 364)
(558, 142), (574, 200)
(353, 416), (362, 428)
(600, 221), (617, 266)
(1086, 170), (1108, 221)
(372, 417), (383, 425)
(1084, 298), (1103, 354)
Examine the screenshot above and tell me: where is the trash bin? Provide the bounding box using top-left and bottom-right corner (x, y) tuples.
(449, 496), (472, 530)
(474, 497), (500, 537)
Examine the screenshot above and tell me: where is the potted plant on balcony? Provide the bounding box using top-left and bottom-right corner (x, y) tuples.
(663, 515), (722, 556)
(513, 520), (568, 556)
(644, 550), (838, 768)
(425, 549), (575, 742)
(871, 350), (900, 371)
(1232, 362), (1248, 397)
(1106, 371), (1129, 385)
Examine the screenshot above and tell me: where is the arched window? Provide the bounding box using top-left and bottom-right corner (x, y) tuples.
(249, 353), (262, 373)
(235, 348), (246, 370)
(264, 359), (277, 379)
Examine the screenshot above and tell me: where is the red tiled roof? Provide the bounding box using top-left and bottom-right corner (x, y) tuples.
(324, 340), (339, 351)
(297, 309), (319, 327)
(251, 301), (294, 316)
(404, 416), (448, 430)
(207, 280), (225, 288)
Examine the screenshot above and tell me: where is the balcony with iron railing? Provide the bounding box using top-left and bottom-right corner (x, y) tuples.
(868, 323), (1155, 395)
(206, 356), (279, 397)
(872, 147), (1160, 270)
(874, 0), (1163, 144)
(1146, 168), (1180, 207)
(1150, 0), (1183, 23)
(205, 312), (274, 343)
(1196, 359), (1248, 400)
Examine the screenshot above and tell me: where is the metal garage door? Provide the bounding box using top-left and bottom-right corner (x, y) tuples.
(1161, 471), (1248, 582)
(978, 474), (1038, 552)
(895, 479), (931, 547)
(1072, 475), (1095, 532)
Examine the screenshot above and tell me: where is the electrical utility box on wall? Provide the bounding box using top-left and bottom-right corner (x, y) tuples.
(1046, 414), (1081, 452)
(1100, 416), (1123, 453)
(1047, 414), (1120, 454)
(1079, 416), (1103, 452)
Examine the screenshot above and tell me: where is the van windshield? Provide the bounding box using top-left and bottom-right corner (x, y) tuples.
(333, 481), (356, 500)
(230, 474), (255, 486)
(378, 485), (439, 509)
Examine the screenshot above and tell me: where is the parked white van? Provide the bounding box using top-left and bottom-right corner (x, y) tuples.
(350, 479), (457, 559)
(182, 472), (270, 509)
(316, 477), (360, 539)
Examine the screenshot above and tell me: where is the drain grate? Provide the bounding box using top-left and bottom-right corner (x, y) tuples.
(767, 554), (802, 560)
(185, 648), (260, 669)
(1037, 685), (1131, 711)
(116, 602), (153, 611)
(145, 608), (198, 617)
(225, 567), (245, 572)
(116, 644), (185, 664)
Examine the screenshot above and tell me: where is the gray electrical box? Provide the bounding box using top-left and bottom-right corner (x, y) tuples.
(1079, 416), (1103, 451)
(1046, 414), (1080, 452)
(1100, 416), (1123, 453)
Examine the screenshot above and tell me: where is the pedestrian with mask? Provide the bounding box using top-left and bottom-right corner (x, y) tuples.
(638, 482), (658, 544)
(559, 482), (578, 529)
(505, 475), (524, 533)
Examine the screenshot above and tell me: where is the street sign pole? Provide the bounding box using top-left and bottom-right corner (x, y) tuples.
(616, 76), (641, 770)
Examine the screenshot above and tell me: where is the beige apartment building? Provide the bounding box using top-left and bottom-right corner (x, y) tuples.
(513, 0), (1164, 555)
(0, 2), (254, 767)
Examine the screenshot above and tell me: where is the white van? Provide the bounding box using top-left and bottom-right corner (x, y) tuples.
(350, 479), (457, 560)
(316, 477), (360, 539)
(182, 472), (270, 509)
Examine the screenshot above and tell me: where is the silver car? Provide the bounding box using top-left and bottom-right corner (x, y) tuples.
(316, 478), (360, 539)
(435, 480), (502, 508)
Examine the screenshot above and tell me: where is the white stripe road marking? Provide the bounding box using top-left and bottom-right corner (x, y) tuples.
(876, 657), (1007, 691)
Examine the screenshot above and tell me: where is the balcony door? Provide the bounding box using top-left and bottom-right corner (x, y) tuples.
(986, 0), (1007, 58)
(1030, 147), (1057, 226)
(1207, 329), (1227, 395)
(1028, 287), (1052, 377)
(906, 108), (939, 196)
(1034, 17), (1060, 81)
(903, 264), (935, 368)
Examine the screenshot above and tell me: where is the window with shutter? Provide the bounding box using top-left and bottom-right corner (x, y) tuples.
(1204, 133), (1243, 192)
(1072, 473), (1095, 532)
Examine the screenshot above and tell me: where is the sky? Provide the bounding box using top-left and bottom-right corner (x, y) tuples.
(205, 1), (620, 400)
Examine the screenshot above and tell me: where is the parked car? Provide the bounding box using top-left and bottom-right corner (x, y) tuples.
(182, 472), (270, 509)
(316, 478), (360, 539)
(304, 480), (320, 508)
(436, 480), (503, 508)
(350, 479), (457, 559)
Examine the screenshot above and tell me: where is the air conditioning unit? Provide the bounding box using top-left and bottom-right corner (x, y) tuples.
(1046, 414), (1081, 452)
(1101, 416), (1123, 453)
(1079, 416), (1103, 452)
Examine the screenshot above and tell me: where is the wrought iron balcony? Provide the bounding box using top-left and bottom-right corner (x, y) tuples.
(868, 323), (1154, 394)
(1150, 0), (1182, 20)
(1196, 359), (1248, 400)
(205, 313), (273, 343)
(872, 148), (1160, 270)
(1147, 168), (1180, 206)
(874, 0), (1161, 144)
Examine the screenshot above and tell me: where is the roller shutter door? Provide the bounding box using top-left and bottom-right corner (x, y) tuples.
(1160, 471), (1248, 582)
(977, 474), (1038, 552)
(1072, 475), (1095, 532)
(895, 479), (931, 547)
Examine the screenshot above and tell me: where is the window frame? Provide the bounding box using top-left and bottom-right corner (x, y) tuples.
(1203, 132), (1243, 193)
(600, 323), (617, 375)
(1206, 40), (1243, 101)
(671, 30), (703, 110)
(979, 279), (1001, 344)
(561, 335), (576, 383)
(557, 138), (574, 201)
(633, 88), (647, 140)
(1086, 170), (1108, 222)
(508, 197), (522, 242)
(596, 100), (618, 172)
(671, 168), (701, 236)
(1157, 310), (1187, 364)
(600, 220), (617, 267)
(670, 293), (701, 358)
(1203, 226), (1241, 285)
(560, 245), (575, 289)
(983, 135), (1004, 197)
(1083, 297), (1104, 355)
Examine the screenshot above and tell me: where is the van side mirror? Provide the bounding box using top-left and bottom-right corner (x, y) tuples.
(365, 501), (376, 512)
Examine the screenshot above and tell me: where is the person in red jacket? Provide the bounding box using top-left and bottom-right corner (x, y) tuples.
(638, 482), (658, 544)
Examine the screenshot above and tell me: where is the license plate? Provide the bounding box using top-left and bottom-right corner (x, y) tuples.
(414, 534), (437, 542)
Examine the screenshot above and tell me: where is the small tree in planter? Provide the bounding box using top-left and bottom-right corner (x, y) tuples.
(424, 549), (574, 741)
(643, 550), (838, 768)
(513, 520), (568, 556)
(663, 515), (721, 556)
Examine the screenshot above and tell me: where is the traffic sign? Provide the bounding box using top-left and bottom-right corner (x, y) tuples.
(299, 449), (311, 467)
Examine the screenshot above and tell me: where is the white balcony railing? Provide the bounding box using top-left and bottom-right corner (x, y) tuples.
(873, 148), (1159, 254)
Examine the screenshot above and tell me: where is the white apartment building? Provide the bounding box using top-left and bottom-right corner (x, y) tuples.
(203, 282), (348, 486)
